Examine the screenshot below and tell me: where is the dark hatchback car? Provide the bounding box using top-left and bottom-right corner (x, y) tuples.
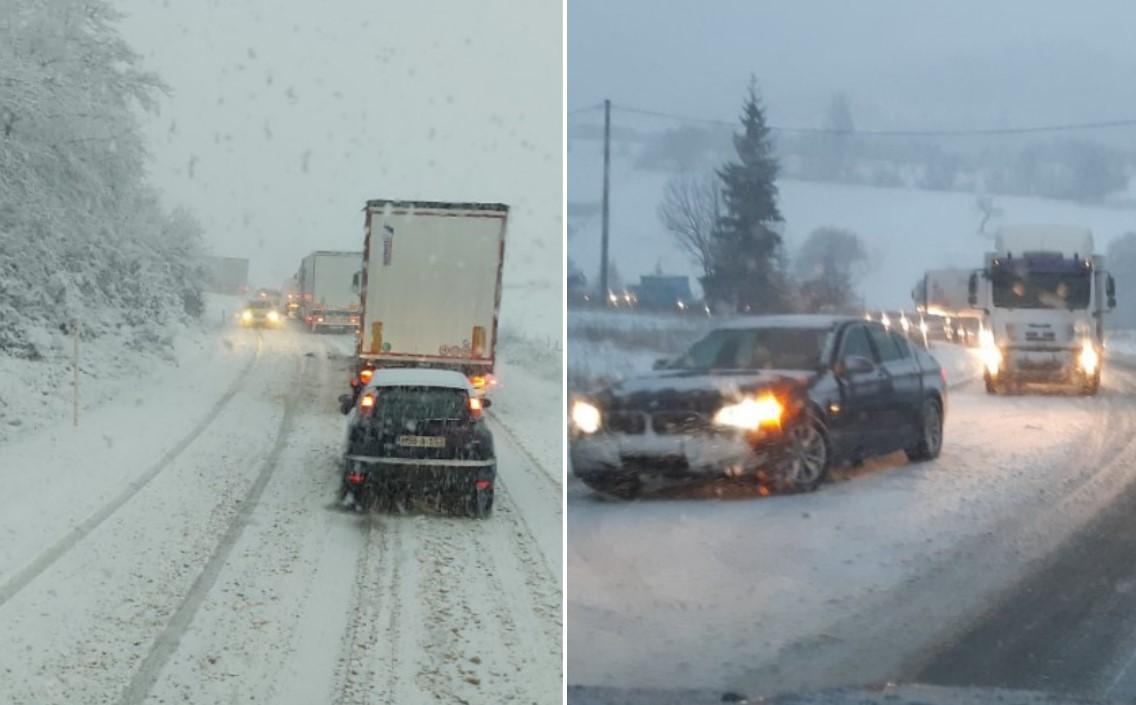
(339, 368), (496, 517)
(569, 315), (947, 498)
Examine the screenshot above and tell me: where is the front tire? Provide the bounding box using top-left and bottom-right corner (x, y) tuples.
(777, 413), (831, 493)
(906, 397), (944, 462)
(1082, 371), (1101, 396)
(984, 372), (999, 395)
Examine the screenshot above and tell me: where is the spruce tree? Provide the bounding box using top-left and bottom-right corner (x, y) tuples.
(703, 79), (788, 313)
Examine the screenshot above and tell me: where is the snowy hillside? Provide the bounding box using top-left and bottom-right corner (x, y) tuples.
(568, 137), (1136, 309)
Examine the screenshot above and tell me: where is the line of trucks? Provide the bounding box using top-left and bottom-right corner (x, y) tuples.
(912, 224), (1117, 395)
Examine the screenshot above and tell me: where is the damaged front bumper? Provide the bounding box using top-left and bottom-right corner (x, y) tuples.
(570, 429), (784, 488)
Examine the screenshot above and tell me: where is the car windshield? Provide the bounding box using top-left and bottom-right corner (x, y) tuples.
(991, 263), (1091, 310)
(246, 300), (272, 309)
(370, 386), (468, 423)
(670, 326), (829, 371)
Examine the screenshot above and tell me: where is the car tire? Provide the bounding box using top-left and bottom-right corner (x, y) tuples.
(466, 487), (494, 518)
(776, 412), (831, 493)
(905, 397), (944, 462)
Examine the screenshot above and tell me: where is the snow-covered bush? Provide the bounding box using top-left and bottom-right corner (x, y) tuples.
(0, 0), (206, 359)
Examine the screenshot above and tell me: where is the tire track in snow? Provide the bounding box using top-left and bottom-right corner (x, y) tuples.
(113, 352), (303, 705)
(0, 340), (261, 610)
(488, 410), (561, 492)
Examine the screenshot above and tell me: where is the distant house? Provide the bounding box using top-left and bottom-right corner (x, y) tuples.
(630, 274), (693, 310)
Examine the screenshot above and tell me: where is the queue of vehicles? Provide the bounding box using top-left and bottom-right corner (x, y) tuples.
(569, 222), (1118, 500)
(232, 199), (510, 518)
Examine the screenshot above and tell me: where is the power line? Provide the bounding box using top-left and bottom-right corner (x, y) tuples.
(584, 101), (1136, 137)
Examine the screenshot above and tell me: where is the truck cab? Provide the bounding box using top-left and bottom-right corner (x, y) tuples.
(969, 225), (1116, 395)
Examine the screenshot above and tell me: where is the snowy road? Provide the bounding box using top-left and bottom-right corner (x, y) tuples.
(568, 348), (1136, 697)
(0, 323), (561, 704)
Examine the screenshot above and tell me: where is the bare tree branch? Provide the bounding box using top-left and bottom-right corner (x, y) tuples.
(657, 172), (720, 277)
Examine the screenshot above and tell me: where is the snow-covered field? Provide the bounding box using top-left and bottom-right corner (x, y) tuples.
(567, 348), (1136, 694)
(568, 140), (1136, 309)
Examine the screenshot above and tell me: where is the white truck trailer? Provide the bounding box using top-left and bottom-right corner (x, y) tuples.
(298, 251), (363, 332)
(969, 225), (1116, 395)
(350, 200), (508, 398)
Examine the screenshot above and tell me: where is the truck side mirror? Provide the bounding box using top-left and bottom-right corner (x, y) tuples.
(967, 272), (978, 307)
(1108, 275), (1117, 310)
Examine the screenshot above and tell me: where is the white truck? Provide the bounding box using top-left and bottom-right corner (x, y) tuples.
(348, 200), (508, 401)
(299, 251), (363, 333)
(968, 225), (1116, 395)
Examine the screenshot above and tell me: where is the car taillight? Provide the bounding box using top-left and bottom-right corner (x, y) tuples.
(359, 393), (376, 416)
(468, 397), (483, 417)
(359, 368), (374, 385)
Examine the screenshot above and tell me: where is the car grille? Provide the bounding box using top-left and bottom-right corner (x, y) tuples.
(605, 410), (712, 436)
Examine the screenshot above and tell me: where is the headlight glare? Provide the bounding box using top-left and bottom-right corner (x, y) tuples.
(571, 400), (602, 434)
(1080, 340), (1099, 375)
(713, 394), (783, 431)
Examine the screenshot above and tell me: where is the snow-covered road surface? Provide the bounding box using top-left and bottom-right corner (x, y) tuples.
(568, 350), (1136, 696)
(0, 323), (561, 704)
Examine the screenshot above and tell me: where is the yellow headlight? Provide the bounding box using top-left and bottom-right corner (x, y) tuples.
(571, 400), (602, 434)
(1079, 340), (1099, 375)
(241, 310), (253, 322)
(267, 310), (280, 323)
(713, 394), (783, 431)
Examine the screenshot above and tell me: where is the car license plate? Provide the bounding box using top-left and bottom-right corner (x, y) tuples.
(397, 435), (445, 448)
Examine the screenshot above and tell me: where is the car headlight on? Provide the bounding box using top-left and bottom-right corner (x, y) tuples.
(1079, 340), (1099, 375)
(571, 400), (602, 434)
(267, 310), (280, 323)
(241, 310), (253, 322)
(713, 393), (783, 431)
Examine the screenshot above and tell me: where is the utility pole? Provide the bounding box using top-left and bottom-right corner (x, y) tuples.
(599, 98), (611, 305)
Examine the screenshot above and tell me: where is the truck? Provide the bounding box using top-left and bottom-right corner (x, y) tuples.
(298, 251), (363, 333)
(202, 256), (249, 296)
(349, 200), (508, 401)
(968, 225), (1116, 395)
(911, 268), (984, 345)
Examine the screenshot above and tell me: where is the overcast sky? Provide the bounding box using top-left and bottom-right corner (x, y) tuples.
(117, 0), (561, 288)
(569, 0), (1136, 131)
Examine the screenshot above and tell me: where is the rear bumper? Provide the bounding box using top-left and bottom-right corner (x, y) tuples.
(343, 455), (495, 489)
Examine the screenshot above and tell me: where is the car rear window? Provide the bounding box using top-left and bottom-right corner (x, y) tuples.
(369, 386), (468, 423)
(867, 325), (903, 362)
(889, 331), (913, 359)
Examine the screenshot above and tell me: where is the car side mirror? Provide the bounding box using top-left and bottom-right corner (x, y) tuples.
(967, 272), (978, 307)
(839, 355), (876, 377)
(480, 398), (493, 409)
(653, 357), (670, 370)
(338, 394), (353, 415)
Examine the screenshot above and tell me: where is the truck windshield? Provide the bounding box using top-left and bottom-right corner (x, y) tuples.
(671, 327), (829, 372)
(991, 265), (1091, 310)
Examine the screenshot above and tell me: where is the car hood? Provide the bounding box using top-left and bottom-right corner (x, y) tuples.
(567, 684), (1114, 705)
(594, 369), (815, 414)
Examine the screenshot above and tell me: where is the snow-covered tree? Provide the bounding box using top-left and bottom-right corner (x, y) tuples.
(0, 0), (206, 357)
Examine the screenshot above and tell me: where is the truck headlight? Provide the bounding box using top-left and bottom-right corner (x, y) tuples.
(1079, 340), (1099, 375)
(979, 328), (1001, 375)
(571, 400), (602, 434)
(267, 310), (280, 323)
(241, 310), (253, 322)
(713, 394), (783, 431)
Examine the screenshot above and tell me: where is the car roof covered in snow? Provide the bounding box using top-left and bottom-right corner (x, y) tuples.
(713, 314), (856, 331)
(366, 368), (472, 391)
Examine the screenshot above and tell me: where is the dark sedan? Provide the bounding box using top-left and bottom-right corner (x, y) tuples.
(339, 368), (496, 517)
(569, 315), (946, 498)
